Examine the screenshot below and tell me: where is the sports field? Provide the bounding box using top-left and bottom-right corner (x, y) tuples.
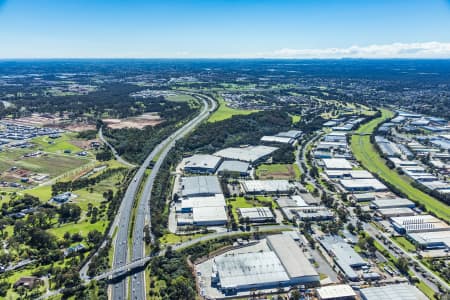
(208, 97), (258, 122)
(351, 109), (450, 222)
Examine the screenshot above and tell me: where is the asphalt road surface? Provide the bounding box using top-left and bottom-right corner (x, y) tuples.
(112, 94), (216, 300)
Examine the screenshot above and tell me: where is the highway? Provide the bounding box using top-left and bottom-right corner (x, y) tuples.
(113, 93), (216, 300)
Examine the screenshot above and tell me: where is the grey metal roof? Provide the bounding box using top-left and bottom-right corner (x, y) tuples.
(181, 176), (222, 197)
(217, 160), (250, 174)
(360, 284), (428, 300)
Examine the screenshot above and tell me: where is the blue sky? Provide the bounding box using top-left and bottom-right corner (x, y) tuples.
(1, 0), (450, 58)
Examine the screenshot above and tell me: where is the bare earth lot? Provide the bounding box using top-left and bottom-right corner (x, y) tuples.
(103, 112), (163, 129)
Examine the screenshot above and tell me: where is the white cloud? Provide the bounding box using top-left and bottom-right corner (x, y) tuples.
(255, 42), (450, 59)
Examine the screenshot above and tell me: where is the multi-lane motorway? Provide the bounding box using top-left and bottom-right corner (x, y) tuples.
(112, 94), (216, 300)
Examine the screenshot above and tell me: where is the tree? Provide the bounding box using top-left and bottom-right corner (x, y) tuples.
(167, 276), (196, 300)
(87, 230), (103, 245)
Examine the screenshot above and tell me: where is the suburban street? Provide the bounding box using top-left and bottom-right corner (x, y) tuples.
(113, 93), (216, 300)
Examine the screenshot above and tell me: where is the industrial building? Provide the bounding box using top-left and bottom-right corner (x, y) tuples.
(177, 194), (226, 213)
(214, 145), (278, 164)
(391, 215), (450, 234)
(260, 135), (295, 145)
(323, 132), (347, 143)
(238, 207), (274, 223)
(316, 284), (356, 300)
(180, 176), (222, 197)
(407, 230), (450, 250)
(339, 178), (388, 192)
(192, 206), (228, 226)
(360, 284), (428, 300)
(371, 198), (415, 209)
(377, 207), (415, 218)
(324, 169), (373, 179)
(176, 194), (227, 226)
(322, 158), (352, 170)
(241, 180), (293, 195)
(217, 160), (250, 177)
(319, 236), (368, 281)
(292, 206), (334, 221)
(350, 193), (375, 202)
(212, 234), (319, 294)
(276, 130), (302, 139)
(183, 154), (223, 174)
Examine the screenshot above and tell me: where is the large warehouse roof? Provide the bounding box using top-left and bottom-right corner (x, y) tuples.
(261, 135), (294, 144)
(322, 158), (352, 170)
(181, 176), (222, 197)
(316, 284), (356, 300)
(391, 215), (449, 233)
(360, 284), (427, 300)
(214, 145), (278, 163)
(215, 251), (289, 289)
(217, 160), (250, 174)
(242, 180), (292, 193)
(193, 206), (227, 224)
(267, 234), (318, 280)
(408, 231), (450, 248)
(183, 154), (222, 171)
(180, 194), (225, 210)
(340, 179), (387, 191)
(372, 198), (415, 209)
(238, 207), (274, 221)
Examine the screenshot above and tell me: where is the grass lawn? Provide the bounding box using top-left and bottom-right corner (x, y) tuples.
(165, 94), (196, 102)
(256, 163), (300, 180)
(290, 114), (301, 124)
(49, 219), (108, 239)
(208, 97), (258, 122)
(227, 196), (275, 223)
(159, 232), (208, 245)
(32, 132), (83, 154)
(351, 109), (450, 222)
(392, 236), (416, 252)
(416, 281), (437, 300)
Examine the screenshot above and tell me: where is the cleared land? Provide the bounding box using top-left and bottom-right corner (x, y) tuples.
(208, 97), (258, 122)
(351, 109), (450, 222)
(256, 163), (300, 180)
(103, 112), (163, 129)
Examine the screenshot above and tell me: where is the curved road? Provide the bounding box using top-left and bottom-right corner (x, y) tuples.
(112, 94), (216, 300)
(98, 126), (136, 168)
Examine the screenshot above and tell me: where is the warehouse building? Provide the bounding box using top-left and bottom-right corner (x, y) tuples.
(217, 160), (250, 177)
(377, 207), (415, 218)
(276, 130), (302, 139)
(391, 215), (450, 234)
(322, 158), (352, 170)
(371, 198), (415, 209)
(324, 170), (373, 179)
(183, 154), (223, 174)
(407, 230), (450, 250)
(176, 194), (227, 226)
(360, 284), (427, 300)
(323, 132), (347, 143)
(193, 206), (227, 226)
(340, 178), (388, 192)
(177, 194), (226, 213)
(214, 145), (278, 164)
(241, 180), (293, 195)
(292, 206), (334, 221)
(181, 176), (222, 197)
(316, 284), (356, 300)
(213, 234), (319, 294)
(238, 207), (274, 223)
(350, 193), (375, 202)
(260, 135), (295, 145)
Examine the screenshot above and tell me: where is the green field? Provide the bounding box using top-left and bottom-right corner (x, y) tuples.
(256, 163), (300, 180)
(208, 97), (258, 122)
(392, 236), (416, 252)
(32, 132), (85, 154)
(351, 109), (450, 222)
(227, 196), (275, 223)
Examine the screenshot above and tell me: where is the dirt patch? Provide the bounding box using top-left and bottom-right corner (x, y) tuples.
(103, 113), (163, 129)
(258, 165), (296, 180)
(70, 138), (101, 149)
(2, 113), (65, 127)
(64, 123), (97, 132)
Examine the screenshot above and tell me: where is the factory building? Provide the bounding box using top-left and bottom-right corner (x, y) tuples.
(276, 130), (302, 139)
(183, 154), (223, 174)
(391, 215), (450, 234)
(212, 234), (319, 295)
(180, 176), (222, 197)
(377, 207), (415, 218)
(339, 178), (388, 192)
(217, 160), (250, 177)
(322, 158), (352, 170)
(360, 284), (428, 300)
(324, 170), (373, 179)
(176, 194), (227, 226)
(214, 145), (278, 164)
(241, 180), (293, 195)
(237, 207), (274, 223)
(260, 135), (295, 145)
(371, 198), (415, 209)
(407, 230), (450, 250)
(192, 206), (228, 226)
(316, 284), (356, 300)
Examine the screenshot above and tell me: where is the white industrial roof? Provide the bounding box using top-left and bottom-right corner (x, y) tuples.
(316, 284), (356, 299)
(214, 145), (278, 163)
(238, 207), (274, 220)
(261, 135), (294, 144)
(391, 215), (449, 232)
(183, 154), (222, 170)
(340, 179), (387, 191)
(181, 176), (222, 197)
(217, 160), (250, 174)
(372, 198), (415, 208)
(276, 130), (302, 139)
(267, 234), (318, 279)
(242, 180), (292, 193)
(360, 284), (427, 300)
(408, 230), (450, 247)
(325, 169), (374, 179)
(181, 194), (225, 210)
(322, 158), (352, 170)
(192, 206), (227, 223)
(215, 251), (289, 289)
